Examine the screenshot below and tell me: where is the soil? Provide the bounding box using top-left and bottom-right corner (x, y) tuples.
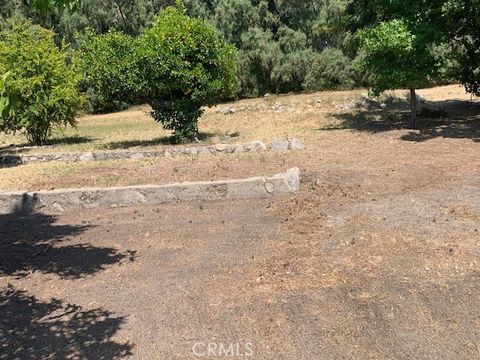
(1, 85), (480, 359)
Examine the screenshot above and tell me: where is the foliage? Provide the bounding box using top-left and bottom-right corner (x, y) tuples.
(31, 0), (81, 12)
(237, 27), (315, 96)
(0, 0), (358, 103)
(356, 19), (437, 96)
(441, 0), (480, 95)
(346, 0), (480, 96)
(0, 19), (84, 145)
(136, 5), (237, 142)
(347, 1), (448, 127)
(304, 48), (357, 91)
(211, 0), (355, 97)
(0, 71), (13, 117)
(80, 29), (139, 113)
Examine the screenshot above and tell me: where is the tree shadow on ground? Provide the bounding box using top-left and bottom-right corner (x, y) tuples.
(0, 135), (95, 154)
(0, 155), (22, 168)
(104, 132), (216, 150)
(326, 98), (480, 142)
(0, 285), (133, 359)
(46, 135), (95, 147)
(0, 205), (135, 279)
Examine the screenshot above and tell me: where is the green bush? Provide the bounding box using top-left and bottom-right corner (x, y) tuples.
(82, 4), (237, 143)
(303, 48), (356, 91)
(136, 5), (237, 143)
(0, 19), (84, 145)
(80, 29), (140, 113)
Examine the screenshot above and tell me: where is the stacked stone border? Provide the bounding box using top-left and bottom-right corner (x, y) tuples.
(0, 139), (304, 165)
(0, 167), (300, 214)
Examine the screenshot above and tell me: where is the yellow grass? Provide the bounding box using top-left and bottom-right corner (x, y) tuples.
(0, 89), (370, 154)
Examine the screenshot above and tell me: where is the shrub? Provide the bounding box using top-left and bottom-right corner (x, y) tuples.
(80, 29), (140, 113)
(82, 4), (237, 143)
(136, 5), (237, 143)
(0, 19), (84, 145)
(303, 48), (357, 91)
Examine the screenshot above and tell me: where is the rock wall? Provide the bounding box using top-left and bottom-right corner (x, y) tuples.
(0, 139), (304, 165)
(0, 167), (300, 214)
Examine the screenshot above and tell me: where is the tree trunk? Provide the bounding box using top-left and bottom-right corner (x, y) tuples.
(410, 88), (417, 129)
(191, 125), (200, 143)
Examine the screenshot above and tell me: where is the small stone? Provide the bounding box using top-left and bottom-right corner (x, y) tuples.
(129, 152), (145, 159)
(243, 141), (267, 152)
(221, 108), (236, 115)
(196, 147), (211, 155)
(93, 151), (106, 161)
(215, 144), (234, 153)
(233, 144), (245, 153)
(270, 140), (289, 151)
(79, 152), (94, 161)
(169, 148), (185, 156)
(265, 183), (275, 193)
(288, 138), (305, 150)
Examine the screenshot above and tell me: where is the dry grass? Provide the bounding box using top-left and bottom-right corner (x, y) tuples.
(0, 89), (367, 154)
(0, 84), (478, 191)
(0, 85), (473, 154)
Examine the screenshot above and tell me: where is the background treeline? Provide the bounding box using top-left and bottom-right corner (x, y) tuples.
(0, 0), (362, 101)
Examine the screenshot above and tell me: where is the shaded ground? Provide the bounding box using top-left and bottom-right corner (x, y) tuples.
(329, 97), (480, 142)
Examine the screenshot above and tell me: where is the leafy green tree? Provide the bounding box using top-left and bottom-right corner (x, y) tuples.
(213, 0), (259, 47)
(80, 29), (138, 113)
(348, 0), (445, 128)
(237, 27), (281, 97)
(2, 0), (363, 105)
(311, 0), (350, 51)
(442, 0), (480, 96)
(357, 20), (438, 128)
(137, 4), (237, 142)
(271, 27), (315, 93)
(0, 19), (84, 145)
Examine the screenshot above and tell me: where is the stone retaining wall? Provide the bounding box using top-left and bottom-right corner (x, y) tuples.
(0, 139), (304, 165)
(0, 167), (300, 214)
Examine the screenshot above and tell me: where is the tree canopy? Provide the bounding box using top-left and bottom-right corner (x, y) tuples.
(346, 0), (480, 127)
(1, 0), (358, 101)
(83, 5), (237, 142)
(0, 0), (479, 134)
(0, 19), (84, 145)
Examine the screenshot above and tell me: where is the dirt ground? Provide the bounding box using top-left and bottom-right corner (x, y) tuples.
(1, 84), (479, 191)
(1, 85), (480, 359)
